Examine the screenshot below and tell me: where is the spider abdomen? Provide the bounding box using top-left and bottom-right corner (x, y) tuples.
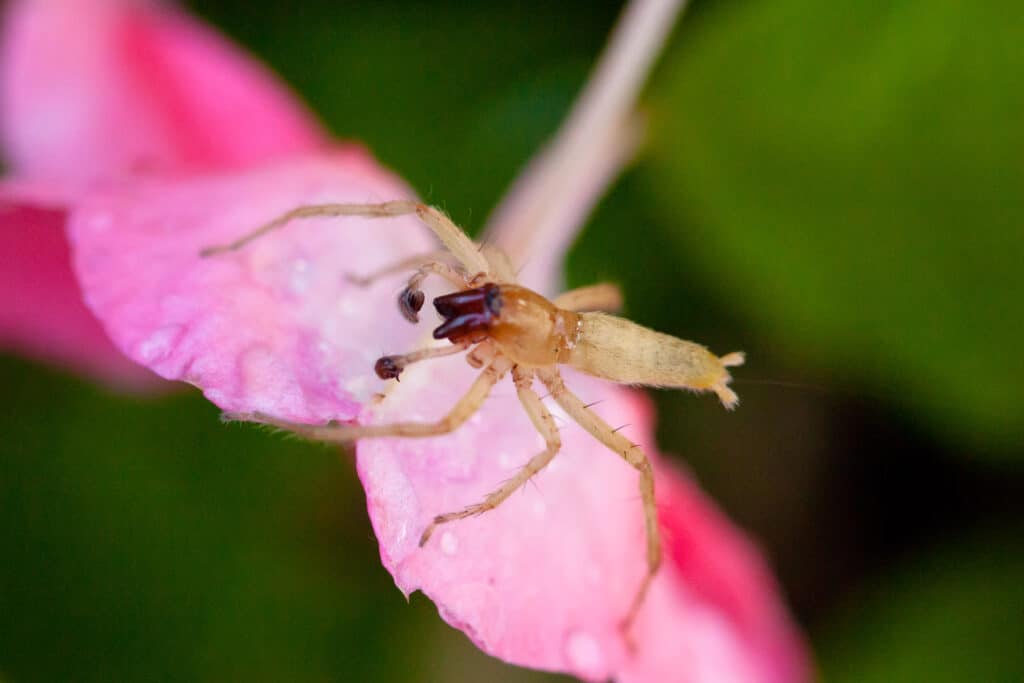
(566, 312), (740, 406)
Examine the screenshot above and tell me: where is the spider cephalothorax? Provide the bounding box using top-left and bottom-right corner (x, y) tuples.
(433, 283), (585, 369)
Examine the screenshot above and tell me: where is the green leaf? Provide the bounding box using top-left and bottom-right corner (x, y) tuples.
(650, 0), (1024, 454)
(819, 532), (1024, 682)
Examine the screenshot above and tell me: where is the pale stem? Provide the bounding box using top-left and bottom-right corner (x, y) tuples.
(482, 0), (687, 295)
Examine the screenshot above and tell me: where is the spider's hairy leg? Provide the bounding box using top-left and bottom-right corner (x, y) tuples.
(374, 343), (469, 380)
(536, 367), (660, 645)
(345, 251), (452, 287)
(408, 202), (492, 276)
(553, 282), (623, 313)
(349, 257), (468, 323)
(226, 357), (511, 442)
(200, 200), (491, 276)
(419, 366), (562, 546)
(479, 244), (517, 283)
(463, 340), (498, 370)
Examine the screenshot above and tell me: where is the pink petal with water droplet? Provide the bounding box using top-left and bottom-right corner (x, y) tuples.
(68, 152), (435, 420)
(358, 361), (809, 682)
(1, 0), (327, 184)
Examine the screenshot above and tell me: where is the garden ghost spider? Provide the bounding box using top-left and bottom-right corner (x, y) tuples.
(202, 199), (745, 639)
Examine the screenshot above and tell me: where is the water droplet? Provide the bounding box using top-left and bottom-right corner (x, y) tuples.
(440, 531), (459, 556)
(289, 258), (312, 294)
(531, 499), (547, 518)
(564, 630), (605, 678)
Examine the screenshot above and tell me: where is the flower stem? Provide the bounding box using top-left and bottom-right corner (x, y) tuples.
(483, 0), (687, 294)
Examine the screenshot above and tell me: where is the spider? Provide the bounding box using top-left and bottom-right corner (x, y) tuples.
(202, 200), (744, 638)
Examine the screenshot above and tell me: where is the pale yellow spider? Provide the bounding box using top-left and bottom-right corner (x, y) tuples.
(203, 199), (744, 636)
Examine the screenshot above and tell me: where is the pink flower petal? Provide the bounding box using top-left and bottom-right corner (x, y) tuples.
(624, 467), (811, 683)
(0, 0), (329, 382)
(1, 0), (327, 184)
(358, 360), (808, 682)
(0, 198), (159, 387)
(67, 152), (435, 420)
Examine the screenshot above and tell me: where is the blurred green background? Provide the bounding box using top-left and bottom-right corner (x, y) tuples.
(3, 0), (1023, 681)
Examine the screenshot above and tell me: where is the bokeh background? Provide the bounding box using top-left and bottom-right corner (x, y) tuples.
(3, 0), (1023, 681)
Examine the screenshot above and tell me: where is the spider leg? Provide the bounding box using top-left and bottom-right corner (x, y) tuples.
(553, 282), (623, 312)
(347, 255), (469, 323)
(227, 357), (510, 442)
(419, 365), (562, 546)
(200, 200), (491, 276)
(374, 343), (469, 380)
(345, 251), (453, 287)
(536, 367), (660, 645)
(464, 341), (498, 369)
(478, 244), (517, 283)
